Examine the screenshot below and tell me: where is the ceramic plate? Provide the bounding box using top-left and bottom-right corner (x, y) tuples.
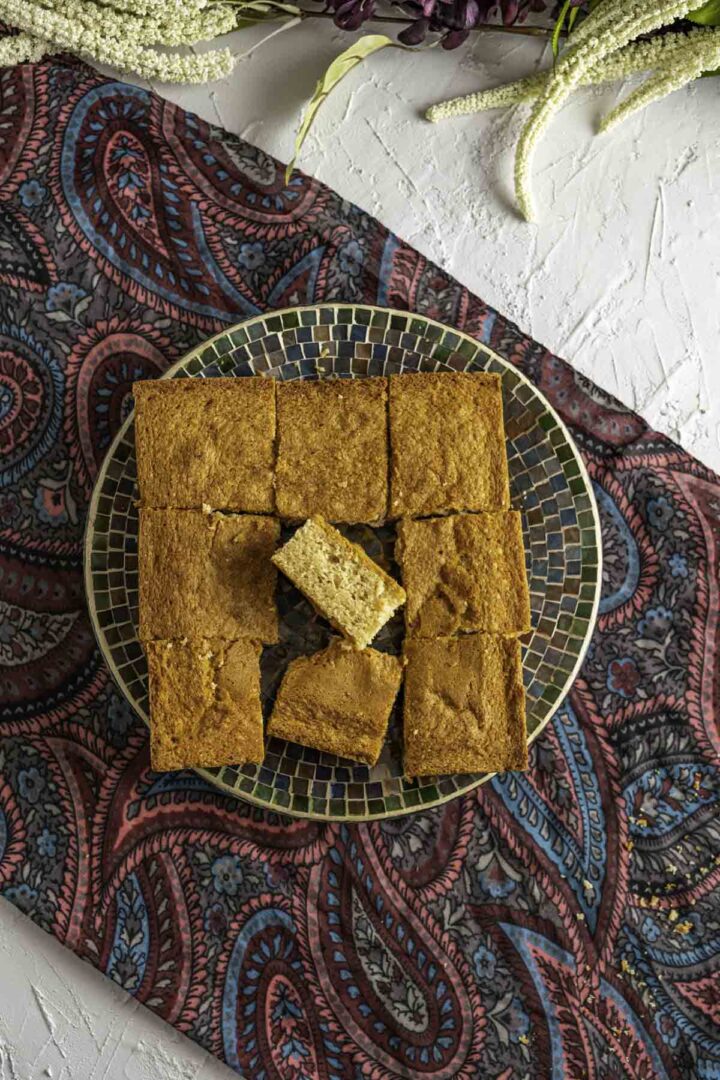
(85, 304), (601, 821)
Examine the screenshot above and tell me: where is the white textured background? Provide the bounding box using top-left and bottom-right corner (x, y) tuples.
(1, 20), (719, 1078)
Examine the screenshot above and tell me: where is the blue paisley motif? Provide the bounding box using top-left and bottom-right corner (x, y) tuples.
(594, 481), (641, 615)
(106, 872), (150, 993)
(493, 702), (606, 930)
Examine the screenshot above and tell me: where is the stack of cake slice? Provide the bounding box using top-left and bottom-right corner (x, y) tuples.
(135, 367), (530, 778)
(389, 372), (530, 776)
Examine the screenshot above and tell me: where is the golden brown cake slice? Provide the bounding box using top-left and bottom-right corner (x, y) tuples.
(133, 376), (276, 512)
(145, 638), (264, 771)
(403, 634), (527, 777)
(397, 512), (530, 638)
(139, 509), (279, 643)
(275, 377), (388, 523)
(272, 515), (405, 649)
(268, 638), (402, 765)
(389, 371), (511, 517)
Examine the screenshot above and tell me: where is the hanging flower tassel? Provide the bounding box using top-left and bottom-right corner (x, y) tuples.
(0, 31), (49, 65)
(425, 27), (717, 120)
(600, 28), (720, 131)
(514, 0), (694, 220)
(0, 0), (236, 82)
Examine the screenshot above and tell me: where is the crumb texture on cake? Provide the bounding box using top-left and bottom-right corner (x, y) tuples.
(133, 377), (276, 512)
(403, 634), (527, 777)
(268, 638), (402, 765)
(145, 638), (264, 771)
(272, 515), (405, 649)
(139, 509), (279, 643)
(275, 378), (388, 523)
(397, 512), (530, 637)
(389, 371), (511, 517)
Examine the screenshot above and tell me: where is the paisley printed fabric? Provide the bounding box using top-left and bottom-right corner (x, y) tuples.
(0, 53), (718, 1080)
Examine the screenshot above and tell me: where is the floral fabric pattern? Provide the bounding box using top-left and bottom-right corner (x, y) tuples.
(0, 54), (718, 1080)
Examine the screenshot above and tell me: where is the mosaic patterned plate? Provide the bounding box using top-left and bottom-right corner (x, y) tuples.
(85, 304), (601, 821)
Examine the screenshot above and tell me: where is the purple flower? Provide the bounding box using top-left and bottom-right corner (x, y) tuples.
(646, 495), (674, 531)
(606, 657), (640, 699)
(37, 828), (57, 858)
(18, 766), (45, 804)
(641, 915), (661, 942)
(4, 883), (38, 914)
(637, 606), (673, 641)
(238, 241), (266, 271)
(473, 943), (497, 980)
(338, 239), (364, 276)
(46, 281), (89, 314)
(19, 179), (47, 208)
(669, 553), (688, 578)
(212, 854), (244, 896)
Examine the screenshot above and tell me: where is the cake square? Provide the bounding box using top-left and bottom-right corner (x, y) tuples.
(139, 509), (279, 643)
(145, 638), (264, 771)
(397, 512), (530, 637)
(389, 371), (510, 517)
(403, 634), (527, 777)
(133, 377), (276, 512)
(268, 638), (402, 765)
(275, 377), (388, 523)
(272, 515), (405, 649)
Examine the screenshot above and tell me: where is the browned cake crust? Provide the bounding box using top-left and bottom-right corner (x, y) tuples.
(397, 512), (530, 637)
(268, 638), (403, 765)
(145, 638), (264, 770)
(389, 371), (510, 517)
(133, 377), (276, 512)
(403, 634), (527, 777)
(272, 515), (405, 649)
(275, 378), (388, 523)
(139, 509), (279, 643)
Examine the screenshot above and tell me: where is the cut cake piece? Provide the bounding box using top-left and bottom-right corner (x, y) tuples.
(268, 638), (402, 765)
(139, 508), (279, 643)
(389, 371), (511, 517)
(397, 512), (530, 638)
(145, 638), (264, 771)
(403, 634), (527, 777)
(133, 376), (276, 512)
(272, 515), (405, 649)
(275, 377), (388, 523)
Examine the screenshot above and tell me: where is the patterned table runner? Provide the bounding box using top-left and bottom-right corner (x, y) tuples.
(0, 53), (718, 1080)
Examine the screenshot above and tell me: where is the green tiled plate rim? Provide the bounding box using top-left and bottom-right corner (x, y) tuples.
(84, 304), (602, 822)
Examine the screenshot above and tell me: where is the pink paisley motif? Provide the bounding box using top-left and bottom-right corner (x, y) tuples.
(589, 464), (661, 630)
(367, 796), (476, 904)
(0, 65), (49, 197)
(296, 827), (485, 1079)
(0, 777), (27, 886)
(156, 98), (330, 236)
(674, 469), (720, 761)
(63, 317), (175, 494)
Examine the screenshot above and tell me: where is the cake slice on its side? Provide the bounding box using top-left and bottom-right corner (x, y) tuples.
(268, 638), (402, 765)
(145, 638), (264, 771)
(272, 515), (406, 649)
(403, 634), (527, 777)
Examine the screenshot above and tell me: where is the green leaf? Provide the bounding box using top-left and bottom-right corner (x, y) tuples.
(232, 0), (301, 23)
(687, 0), (720, 23)
(285, 34), (394, 185)
(568, 5), (580, 32)
(552, 0), (572, 58)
